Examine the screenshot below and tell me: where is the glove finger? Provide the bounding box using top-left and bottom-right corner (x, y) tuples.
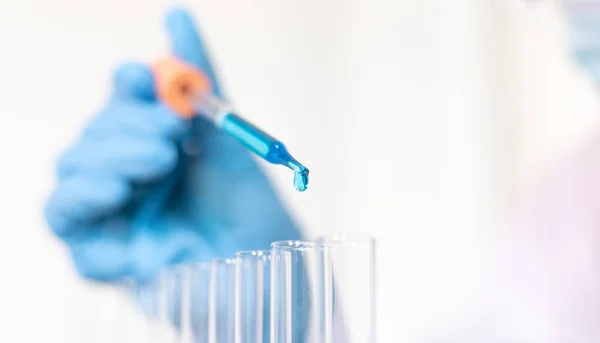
(45, 174), (130, 237)
(165, 8), (222, 96)
(85, 102), (188, 140)
(130, 217), (218, 280)
(69, 223), (131, 281)
(57, 134), (178, 182)
(113, 62), (156, 102)
(69, 220), (217, 281)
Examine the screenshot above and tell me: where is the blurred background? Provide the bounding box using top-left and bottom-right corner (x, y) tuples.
(0, 0), (599, 342)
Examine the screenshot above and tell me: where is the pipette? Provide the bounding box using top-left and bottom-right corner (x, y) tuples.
(154, 58), (309, 192)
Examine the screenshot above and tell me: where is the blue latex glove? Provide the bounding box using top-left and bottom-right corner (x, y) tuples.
(44, 8), (303, 282)
(565, 2), (600, 79)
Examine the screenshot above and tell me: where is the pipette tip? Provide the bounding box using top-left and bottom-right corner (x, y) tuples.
(288, 159), (309, 192)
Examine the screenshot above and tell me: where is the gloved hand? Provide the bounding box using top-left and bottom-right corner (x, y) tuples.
(564, 0), (600, 79)
(44, 8), (303, 282)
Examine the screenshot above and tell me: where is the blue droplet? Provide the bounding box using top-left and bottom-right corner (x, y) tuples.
(293, 169), (309, 192)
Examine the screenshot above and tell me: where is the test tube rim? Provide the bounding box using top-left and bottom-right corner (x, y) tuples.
(318, 232), (376, 246)
(211, 258), (236, 265)
(235, 250), (271, 258)
(270, 240), (324, 251)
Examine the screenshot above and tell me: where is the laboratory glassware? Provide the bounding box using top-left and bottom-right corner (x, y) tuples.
(318, 233), (376, 343)
(270, 240), (332, 343)
(209, 258), (236, 343)
(235, 250), (272, 343)
(154, 58), (309, 192)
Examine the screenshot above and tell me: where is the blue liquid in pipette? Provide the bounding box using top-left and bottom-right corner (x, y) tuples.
(220, 113), (309, 192)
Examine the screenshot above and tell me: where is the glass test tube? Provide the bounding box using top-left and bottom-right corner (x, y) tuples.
(210, 258), (236, 343)
(125, 272), (181, 343)
(157, 269), (183, 343)
(235, 251), (271, 343)
(180, 263), (212, 343)
(318, 234), (376, 343)
(128, 277), (162, 343)
(270, 241), (332, 343)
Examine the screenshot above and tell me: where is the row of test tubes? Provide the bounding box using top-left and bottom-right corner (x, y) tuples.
(92, 233), (375, 343)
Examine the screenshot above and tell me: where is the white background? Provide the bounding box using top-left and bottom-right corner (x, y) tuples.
(0, 0), (598, 342)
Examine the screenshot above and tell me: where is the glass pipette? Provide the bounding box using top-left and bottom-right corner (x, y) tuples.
(154, 57), (309, 192)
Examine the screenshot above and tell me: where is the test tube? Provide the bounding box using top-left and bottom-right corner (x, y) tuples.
(270, 241), (332, 343)
(180, 262), (212, 343)
(318, 234), (376, 343)
(126, 277), (162, 343)
(156, 269), (183, 343)
(235, 251), (271, 343)
(209, 258), (236, 343)
(124, 272), (182, 343)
